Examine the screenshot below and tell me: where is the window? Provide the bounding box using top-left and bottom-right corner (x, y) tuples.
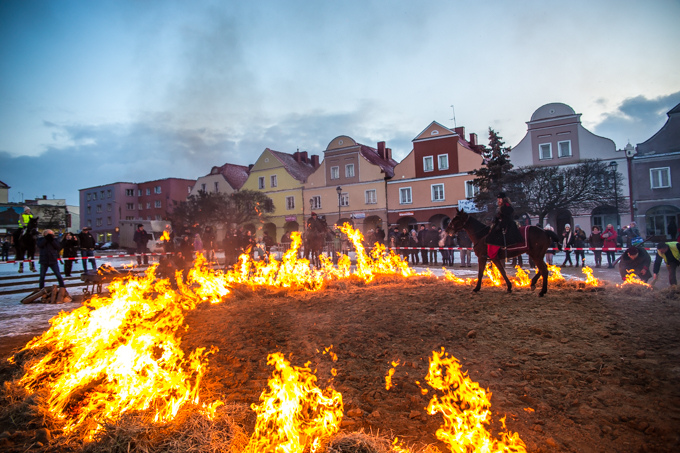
(558, 140), (572, 158)
(270, 175), (278, 188)
(431, 184), (445, 201)
(539, 143), (552, 160)
(155, 200), (162, 208)
(126, 203), (134, 210)
(155, 215), (162, 221)
(107, 217), (112, 225)
(146, 202), (151, 209)
(107, 203), (112, 212)
(96, 205), (102, 213)
(214, 181), (219, 192)
(154, 186), (161, 194)
(650, 167), (671, 189)
(187, 186), (192, 194)
(310, 196), (321, 209)
(286, 196), (295, 210)
(87, 220), (92, 227)
(107, 190), (112, 198)
(340, 193), (349, 207)
(146, 188), (151, 195)
(138, 189), (142, 196)
(258, 176), (265, 189)
(438, 154), (449, 170)
(147, 216), (151, 220)
(126, 189), (134, 196)
(100, 191), (105, 199)
(330, 166), (340, 180)
(96, 218), (102, 227)
(465, 180), (479, 199)
(125, 216), (134, 220)
(423, 156), (434, 172)
(92, 192), (97, 200)
(345, 164), (355, 178)
(86, 193), (91, 201)
(138, 203), (143, 210)
(399, 187), (412, 204)
(365, 189), (377, 204)
(86, 206), (91, 214)
(201, 183), (207, 192)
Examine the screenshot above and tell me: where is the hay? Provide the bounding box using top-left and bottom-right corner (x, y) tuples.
(654, 285), (680, 303)
(326, 431), (392, 453)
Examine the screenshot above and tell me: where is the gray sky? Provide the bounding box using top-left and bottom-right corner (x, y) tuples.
(1, 0), (679, 205)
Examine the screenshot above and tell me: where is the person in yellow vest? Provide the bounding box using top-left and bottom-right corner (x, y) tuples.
(652, 242), (679, 286)
(18, 207), (34, 237)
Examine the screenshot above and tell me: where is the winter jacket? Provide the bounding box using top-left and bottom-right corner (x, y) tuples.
(602, 227), (618, 249)
(438, 231), (446, 247)
(133, 229), (150, 248)
(456, 230), (472, 248)
(573, 229), (587, 248)
(38, 235), (62, 265)
(425, 229), (440, 247)
(409, 232), (418, 247)
(562, 230), (575, 248)
(589, 232), (604, 248)
(78, 231), (96, 249)
(62, 236), (80, 258)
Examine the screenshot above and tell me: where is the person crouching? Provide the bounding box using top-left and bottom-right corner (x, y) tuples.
(618, 246), (652, 283)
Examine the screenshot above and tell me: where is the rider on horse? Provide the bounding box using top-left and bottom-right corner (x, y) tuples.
(18, 207), (34, 237)
(486, 192), (522, 259)
(307, 212), (323, 233)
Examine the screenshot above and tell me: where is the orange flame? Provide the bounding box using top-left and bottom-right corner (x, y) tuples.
(546, 264), (565, 283)
(160, 230), (171, 242)
(617, 270), (652, 288)
(244, 352), (343, 453)
(582, 266), (600, 286)
(512, 266), (532, 287)
(484, 262), (504, 286)
(425, 348), (527, 452)
(385, 359), (400, 390)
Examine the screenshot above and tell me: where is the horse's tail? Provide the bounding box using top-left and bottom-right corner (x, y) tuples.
(544, 230), (562, 251)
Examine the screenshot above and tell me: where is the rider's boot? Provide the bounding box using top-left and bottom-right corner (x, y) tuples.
(30, 262), (37, 272)
(18, 262), (24, 273)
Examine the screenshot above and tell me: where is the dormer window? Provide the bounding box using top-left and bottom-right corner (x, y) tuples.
(423, 156), (434, 172)
(431, 130), (439, 135)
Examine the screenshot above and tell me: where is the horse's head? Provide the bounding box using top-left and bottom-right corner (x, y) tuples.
(27, 216), (39, 231)
(446, 209), (468, 234)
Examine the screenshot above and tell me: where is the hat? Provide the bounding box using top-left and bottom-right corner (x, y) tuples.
(497, 192), (507, 198)
(311, 212), (317, 216)
(626, 246), (639, 256)
(137, 224), (144, 228)
(575, 224), (580, 228)
(83, 226), (91, 230)
(565, 224), (571, 228)
(656, 242), (669, 250)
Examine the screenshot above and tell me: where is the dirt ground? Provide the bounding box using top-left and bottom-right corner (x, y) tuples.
(178, 276), (680, 453)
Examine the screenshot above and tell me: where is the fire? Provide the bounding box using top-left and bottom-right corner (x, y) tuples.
(443, 268), (472, 285)
(244, 352), (343, 453)
(425, 348), (527, 453)
(582, 266), (600, 286)
(484, 262), (504, 286)
(546, 264), (565, 283)
(16, 266), (216, 439)
(513, 266), (532, 287)
(385, 360), (400, 390)
(618, 270), (652, 288)
(160, 230), (171, 242)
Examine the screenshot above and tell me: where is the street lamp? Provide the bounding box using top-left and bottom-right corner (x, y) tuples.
(336, 186), (342, 228)
(609, 161), (620, 229)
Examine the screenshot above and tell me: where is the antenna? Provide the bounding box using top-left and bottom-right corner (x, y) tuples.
(450, 105), (457, 128)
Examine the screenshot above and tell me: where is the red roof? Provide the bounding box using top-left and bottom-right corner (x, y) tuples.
(269, 149), (317, 182)
(212, 163), (251, 190)
(358, 145), (398, 178)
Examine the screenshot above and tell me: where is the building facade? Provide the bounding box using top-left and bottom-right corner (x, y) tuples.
(305, 136), (397, 235)
(189, 163), (251, 197)
(631, 102), (680, 241)
(511, 102), (630, 233)
(79, 178), (195, 243)
(241, 149), (319, 241)
(387, 122), (483, 230)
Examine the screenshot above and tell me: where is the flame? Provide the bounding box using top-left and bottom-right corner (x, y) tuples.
(425, 348), (527, 453)
(546, 264), (565, 283)
(617, 270), (652, 288)
(160, 230), (171, 242)
(512, 266), (532, 287)
(385, 360), (400, 390)
(484, 262), (504, 286)
(244, 352), (343, 453)
(582, 266), (600, 286)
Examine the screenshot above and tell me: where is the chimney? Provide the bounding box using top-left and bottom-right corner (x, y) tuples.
(300, 151), (308, 163)
(469, 133), (478, 146)
(385, 148), (392, 161)
(377, 141), (386, 159)
(293, 151), (301, 162)
(311, 154), (320, 168)
(454, 126), (465, 137)
(43, 195), (47, 200)
(248, 164), (254, 171)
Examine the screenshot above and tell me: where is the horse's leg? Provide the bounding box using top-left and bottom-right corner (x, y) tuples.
(474, 256), (485, 292)
(534, 255), (549, 297)
(494, 257), (513, 293)
(29, 248), (37, 272)
(16, 249), (24, 273)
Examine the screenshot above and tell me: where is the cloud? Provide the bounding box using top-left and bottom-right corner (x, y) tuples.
(0, 106), (413, 205)
(593, 91), (680, 147)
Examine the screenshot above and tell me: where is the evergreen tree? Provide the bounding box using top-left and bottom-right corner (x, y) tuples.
(468, 128), (515, 215)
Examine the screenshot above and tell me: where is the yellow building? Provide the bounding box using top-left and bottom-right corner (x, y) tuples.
(241, 148), (320, 241)
(305, 136), (398, 234)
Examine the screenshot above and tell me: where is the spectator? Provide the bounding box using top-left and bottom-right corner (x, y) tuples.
(651, 242), (679, 286)
(133, 224), (150, 265)
(409, 229), (419, 265)
(444, 230), (456, 266)
(1, 239), (10, 261)
(619, 246), (652, 283)
(457, 229), (472, 267)
(589, 226), (604, 268)
(602, 223), (618, 268)
(262, 231), (275, 257)
(397, 228), (409, 261)
(418, 225), (428, 265)
(177, 234), (194, 274)
(162, 224), (175, 252)
(544, 224), (556, 265)
(193, 233), (203, 256)
(426, 225), (440, 265)
(37, 229), (65, 289)
(438, 228), (448, 266)
(521, 214), (532, 226)
(203, 226), (216, 261)
(561, 224), (574, 267)
(625, 221), (642, 247)
(61, 232), (79, 277)
(78, 226), (97, 272)
(666, 219), (677, 240)
(374, 226), (386, 245)
(573, 224), (587, 267)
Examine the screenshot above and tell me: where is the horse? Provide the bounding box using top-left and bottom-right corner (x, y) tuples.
(304, 218), (329, 267)
(12, 216), (39, 273)
(446, 209), (561, 297)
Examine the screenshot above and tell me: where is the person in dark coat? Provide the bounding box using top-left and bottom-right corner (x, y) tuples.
(1, 239), (10, 261)
(417, 225), (428, 265)
(374, 226), (385, 245)
(618, 246), (652, 282)
(573, 224), (587, 267)
(589, 226), (604, 268)
(456, 229), (472, 267)
(203, 226), (216, 261)
(444, 231), (456, 266)
(262, 231), (275, 257)
(398, 228), (410, 261)
(561, 224), (575, 267)
(133, 224), (150, 265)
(37, 229), (65, 289)
(426, 225), (440, 265)
(486, 193), (522, 259)
(61, 232), (79, 277)
(409, 229), (419, 265)
(78, 226), (97, 272)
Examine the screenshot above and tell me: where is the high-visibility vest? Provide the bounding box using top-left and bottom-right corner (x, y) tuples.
(19, 213), (33, 227)
(658, 242), (680, 263)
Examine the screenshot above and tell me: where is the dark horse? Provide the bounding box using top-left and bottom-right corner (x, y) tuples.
(12, 216), (39, 273)
(446, 209), (561, 296)
(304, 218), (329, 267)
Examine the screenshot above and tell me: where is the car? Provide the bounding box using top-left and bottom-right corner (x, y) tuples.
(98, 242), (118, 250)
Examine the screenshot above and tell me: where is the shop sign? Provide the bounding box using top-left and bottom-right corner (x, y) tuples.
(398, 211), (414, 217)
(284, 215), (297, 222)
(353, 212), (366, 219)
